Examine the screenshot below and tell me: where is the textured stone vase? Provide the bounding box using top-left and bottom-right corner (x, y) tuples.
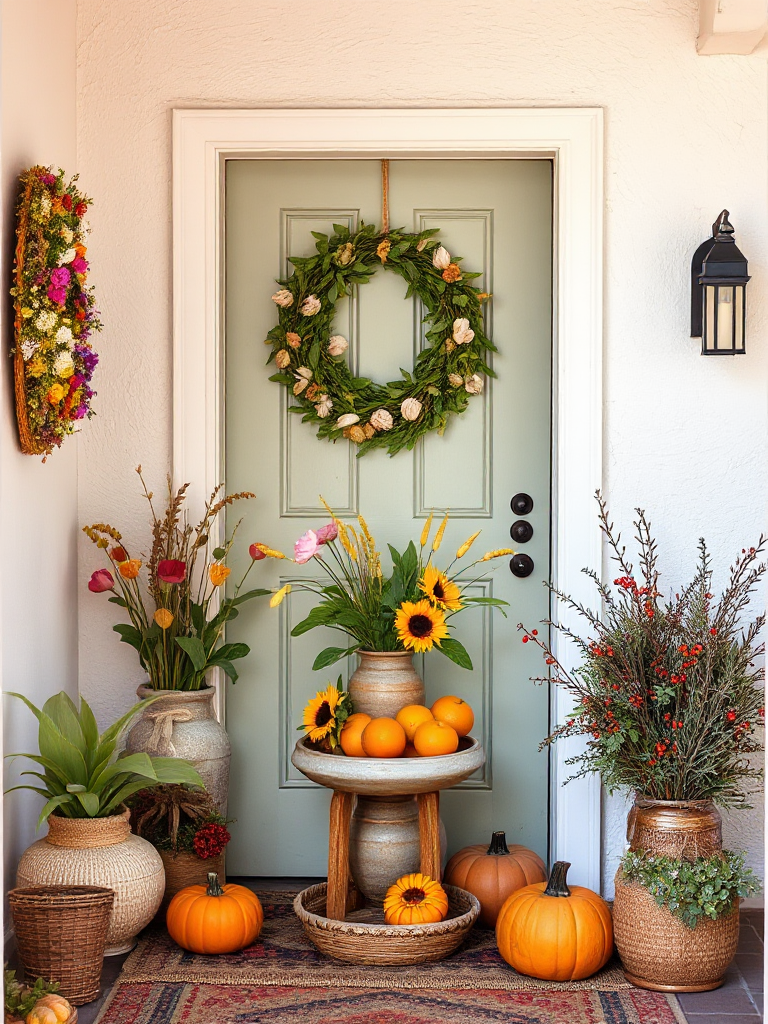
(614, 795), (734, 992)
(348, 650), (425, 719)
(16, 809), (164, 955)
(126, 685), (231, 813)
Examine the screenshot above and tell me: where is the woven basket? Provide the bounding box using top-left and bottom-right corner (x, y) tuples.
(294, 882), (480, 965)
(159, 850), (226, 911)
(613, 873), (739, 992)
(8, 885), (114, 1005)
(627, 798), (722, 860)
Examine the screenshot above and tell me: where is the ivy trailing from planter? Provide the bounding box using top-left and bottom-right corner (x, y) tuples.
(619, 849), (761, 929)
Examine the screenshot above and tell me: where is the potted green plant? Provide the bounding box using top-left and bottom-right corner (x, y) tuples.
(262, 505), (510, 719)
(8, 691), (203, 954)
(83, 468), (270, 812)
(129, 785), (232, 909)
(519, 494), (764, 991)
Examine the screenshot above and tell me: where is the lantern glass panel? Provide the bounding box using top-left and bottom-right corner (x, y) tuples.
(703, 284), (746, 354)
(717, 286), (734, 352)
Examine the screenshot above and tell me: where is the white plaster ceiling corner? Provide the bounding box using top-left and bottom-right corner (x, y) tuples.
(697, 0), (768, 55)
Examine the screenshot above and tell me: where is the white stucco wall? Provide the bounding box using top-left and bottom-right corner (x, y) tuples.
(75, 0), (766, 892)
(1, 0), (79, 906)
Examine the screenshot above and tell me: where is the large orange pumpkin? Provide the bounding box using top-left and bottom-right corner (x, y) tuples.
(444, 831), (547, 927)
(496, 861), (613, 981)
(166, 872), (264, 954)
(383, 872), (449, 925)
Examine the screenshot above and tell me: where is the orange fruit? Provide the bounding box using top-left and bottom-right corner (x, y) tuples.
(413, 719), (460, 757)
(402, 743), (420, 758)
(431, 695), (474, 737)
(340, 712), (372, 757)
(395, 704), (434, 742)
(361, 717), (407, 758)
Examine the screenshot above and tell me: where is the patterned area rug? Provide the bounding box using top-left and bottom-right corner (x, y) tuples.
(94, 982), (687, 1024)
(119, 890), (630, 992)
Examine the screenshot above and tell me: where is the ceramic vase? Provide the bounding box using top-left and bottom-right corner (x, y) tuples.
(126, 685), (231, 813)
(348, 650), (425, 719)
(613, 796), (738, 991)
(16, 809), (164, 955)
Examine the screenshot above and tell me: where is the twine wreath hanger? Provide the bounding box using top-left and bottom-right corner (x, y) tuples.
(264, 159), (495, 456)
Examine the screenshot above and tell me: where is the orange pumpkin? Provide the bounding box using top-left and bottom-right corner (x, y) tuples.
(444, 831), (547, 927)
(166, 871), (264, 954)
(496, 861), (613, 981)
(29, 996), (72, 1023)
(383, 872), (449, 925)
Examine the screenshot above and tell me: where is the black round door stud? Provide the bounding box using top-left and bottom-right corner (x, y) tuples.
(510, 553), (535, 578)
(510, 493), (534, 516)
(510, 520), (534, 544)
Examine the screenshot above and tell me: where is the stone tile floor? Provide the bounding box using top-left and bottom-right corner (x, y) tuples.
(67, 891), (767, 1024)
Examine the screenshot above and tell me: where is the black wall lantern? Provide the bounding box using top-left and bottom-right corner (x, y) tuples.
(691, 210), (749, 355)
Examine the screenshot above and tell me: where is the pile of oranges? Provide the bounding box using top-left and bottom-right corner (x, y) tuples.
(340, 696), (475, 759)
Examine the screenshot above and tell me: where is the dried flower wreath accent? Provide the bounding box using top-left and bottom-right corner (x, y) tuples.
(11, 166), (101, 457)
(266, 224), (494, 457)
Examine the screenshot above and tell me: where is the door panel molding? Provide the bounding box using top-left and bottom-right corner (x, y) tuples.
(173, 107), (604, 890)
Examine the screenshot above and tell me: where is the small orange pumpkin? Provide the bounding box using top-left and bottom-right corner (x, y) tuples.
(27, 996), (72, 1024)
(383, 872), (449, 925)
(166, 871), (264, 954)
(496, 860), (613, 981)
(444, 831), (547, 927)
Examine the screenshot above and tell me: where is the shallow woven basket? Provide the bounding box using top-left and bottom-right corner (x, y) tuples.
(8, 885), (114, 1005)
(159, 850), (226, 911)
(294, 882), (480, 965)
(613, 873), (739, 992)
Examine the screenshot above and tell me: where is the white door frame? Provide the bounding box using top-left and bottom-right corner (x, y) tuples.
(172, 107), (604, 890)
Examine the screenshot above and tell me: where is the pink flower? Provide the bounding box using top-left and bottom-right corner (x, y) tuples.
(315, 522), (338, 545)
(88, 569), (114, 593)
(293, 529), (320, 564)
(47, 286), (67, 305)
(50, 267), (71, 288)
(157, 559), (186, 584)
(249, 543), (267, 561)
(71, 257), (88, 274)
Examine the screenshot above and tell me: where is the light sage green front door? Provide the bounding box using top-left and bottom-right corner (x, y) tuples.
(224, 159), (552, 877)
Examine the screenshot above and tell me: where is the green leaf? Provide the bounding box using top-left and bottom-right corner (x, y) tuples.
(213, 642), (250, 662)
(36, 794), (73, 830)
(175, 636), (207, 672)
(231, 588), (271, 606)
(212, 547), (226, 559)
(74, 791), (100, 816)
(113, 623), (144, 652)
(291, 604), (337, 636)
(436, 637), (473, 670)
(312, 645), (359, 670)
(209, 657), (238, 682)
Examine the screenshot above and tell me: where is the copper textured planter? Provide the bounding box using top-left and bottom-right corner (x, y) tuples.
(627, 797), (723, 860)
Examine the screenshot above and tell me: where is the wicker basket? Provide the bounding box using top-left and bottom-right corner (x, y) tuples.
(159, 850), (226, 911)
(613, 873), (739, 992)
(294, 882), (480, 965)
(8, 885), (115, 1005)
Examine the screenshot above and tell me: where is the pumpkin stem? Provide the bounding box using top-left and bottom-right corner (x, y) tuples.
(544, 861), (572, 897)
(487, 831), (510, 856)
(206, 872), (225, 897)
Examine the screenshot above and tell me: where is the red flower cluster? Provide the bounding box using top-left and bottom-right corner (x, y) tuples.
(193, 822), (231, 859)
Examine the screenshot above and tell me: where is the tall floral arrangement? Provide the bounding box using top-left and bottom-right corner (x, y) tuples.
(84, 468), (270, 690)
(520, 494), (765, 806)
(12, 166), (101, 456)
(262, 502), (511, 670)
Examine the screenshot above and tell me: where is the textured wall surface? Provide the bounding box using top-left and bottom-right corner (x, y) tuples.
(1, 0), (79, 904)
(76, 0), (767, 893)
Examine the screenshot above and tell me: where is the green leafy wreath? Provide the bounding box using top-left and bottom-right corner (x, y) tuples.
(265, 222), (495, 456)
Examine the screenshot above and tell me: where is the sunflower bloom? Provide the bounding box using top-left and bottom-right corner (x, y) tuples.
(270, 583), (292, 608)
(432, 512), (449, 552)
(420, 512), (434, 548)
(419, 564), (463, 612)
(480, 548), (515, 561)
(253, 544), (286, 559)
(302, 685), (341, 743)
(456, 531), (481, 559)
(209, 564), (231, 587)
(395, 599), (449, 654)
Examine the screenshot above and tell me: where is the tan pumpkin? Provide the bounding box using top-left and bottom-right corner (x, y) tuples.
(29, 997), (72, 1023)
(383, 872), (449, 925)
(444, 831), (547, 927)
(166, 871), (264, 954)
(496, 860), (613, 981)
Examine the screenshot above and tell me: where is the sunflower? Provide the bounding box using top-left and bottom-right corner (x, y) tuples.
(419, 564), (463, 612)
(395, 599), (449, 654)
(302, 684), (342, 743)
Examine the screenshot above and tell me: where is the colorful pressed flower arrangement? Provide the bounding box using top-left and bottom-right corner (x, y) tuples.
(11, 166), (102, 456)
(520, 493), (766, 806)
(84, 468), (270, 690)
(265, 503), (512, 670)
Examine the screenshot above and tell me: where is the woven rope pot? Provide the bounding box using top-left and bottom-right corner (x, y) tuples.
(126, 685), (231, 814)
(613, 794), (736, 991)
(16, 809), (164, 956)
(159, 850), (226, 912)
